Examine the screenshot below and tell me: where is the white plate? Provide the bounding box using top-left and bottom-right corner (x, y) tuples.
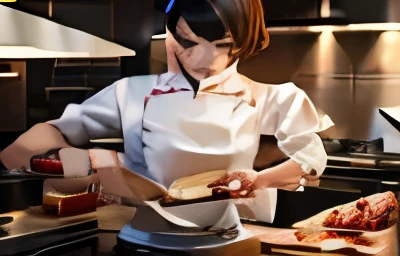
(162, 199), (235, 228)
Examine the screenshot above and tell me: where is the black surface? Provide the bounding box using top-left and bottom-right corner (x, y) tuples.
(0, 219), (98, 256)
(379, 109), (400, 133)
(0, 133), (23, 152)
(22, 235), (99, 256)
(0, 163), (6, 173)
(0, 178), (45, 214)
(0, 217), (13, 226)
(271, 187), (369, 228)
(114, 233), (259, 256)
(323, 166), (400, 184)
(48, 90), (94, 120)
(115, 237), (188, 256)
(323, 138), (384, 154)
(266, 18), (350, 27)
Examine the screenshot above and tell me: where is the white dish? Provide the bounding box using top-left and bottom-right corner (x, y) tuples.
(162, 199), (235, 228)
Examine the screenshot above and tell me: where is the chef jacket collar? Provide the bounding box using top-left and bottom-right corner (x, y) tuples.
(198, 59), (242, 94)
(157, 59), (243, 94)
(156, 71), (192, 91)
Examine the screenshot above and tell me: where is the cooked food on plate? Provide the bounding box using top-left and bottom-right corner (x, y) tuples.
(322, 191), (398, 231)
(294, 230), (374, 246)
(293, 191), (399, 232)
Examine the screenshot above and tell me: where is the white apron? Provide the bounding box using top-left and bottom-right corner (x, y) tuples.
(142, 90), (277, 223)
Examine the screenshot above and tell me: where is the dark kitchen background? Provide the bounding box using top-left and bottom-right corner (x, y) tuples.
(1, 0), (400, 150)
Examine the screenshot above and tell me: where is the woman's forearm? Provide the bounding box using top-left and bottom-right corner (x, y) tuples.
(255, 159), (305, 191)
(0, 123), (71, 170)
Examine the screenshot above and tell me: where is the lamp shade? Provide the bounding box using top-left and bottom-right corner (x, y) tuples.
(0, 5), (136, 58)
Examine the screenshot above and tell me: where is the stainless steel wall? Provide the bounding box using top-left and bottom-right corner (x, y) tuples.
(240, 28), (400, 140)
(150, 26), (400, 140)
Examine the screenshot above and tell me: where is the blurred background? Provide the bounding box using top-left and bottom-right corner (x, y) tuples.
(1, 0), (400, 148)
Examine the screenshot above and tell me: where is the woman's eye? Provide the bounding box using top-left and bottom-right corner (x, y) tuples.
(215, 43), (233, 48)
(174, 33), (198, 49)
(180, 38), (198, 49)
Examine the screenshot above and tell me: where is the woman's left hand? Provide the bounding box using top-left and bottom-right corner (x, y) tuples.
(207, 170), (258, 198)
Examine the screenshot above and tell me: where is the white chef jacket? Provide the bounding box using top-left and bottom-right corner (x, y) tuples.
(49, 60), (334, 222)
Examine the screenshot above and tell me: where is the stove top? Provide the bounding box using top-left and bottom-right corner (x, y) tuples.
(323, 137), (384, 154)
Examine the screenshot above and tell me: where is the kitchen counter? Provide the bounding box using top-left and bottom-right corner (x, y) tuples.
(0, 204), (133, 256)
(1, 204), (399, 256)
(244, 223), (399, 256)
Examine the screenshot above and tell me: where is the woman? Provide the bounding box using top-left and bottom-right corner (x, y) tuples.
(0, 0), (333, 222)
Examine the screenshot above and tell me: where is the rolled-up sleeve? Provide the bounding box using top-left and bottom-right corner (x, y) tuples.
(48, 80), (124, 147)
(260, 83), (334, 176)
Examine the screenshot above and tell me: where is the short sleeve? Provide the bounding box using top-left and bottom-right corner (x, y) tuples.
(259, 83), (334, 176)
(48, 79), (125, 147)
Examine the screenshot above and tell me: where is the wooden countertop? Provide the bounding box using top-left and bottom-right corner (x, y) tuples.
(244, 223), (399, 256)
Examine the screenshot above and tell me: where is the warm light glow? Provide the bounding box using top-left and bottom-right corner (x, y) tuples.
(0, 72), (18, 78)
(381, 31), (400, 44)
(320, 0), (331, 18)
(0, 46), (91, 59)
(151, 23), (400, 39)
(90, 138), (124, 143)
(347, 23), (400, 31)
(152, 34), (168, 40)
(0, 0), (17, 2)
(307, 25), (335, 32)
(269, 23), (400, 34)
(373, 31), (400, 74)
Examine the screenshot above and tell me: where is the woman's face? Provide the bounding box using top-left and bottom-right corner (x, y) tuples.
(166, 16), (233, 81)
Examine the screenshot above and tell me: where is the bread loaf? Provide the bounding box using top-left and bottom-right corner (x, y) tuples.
(161, 170), (228, 206)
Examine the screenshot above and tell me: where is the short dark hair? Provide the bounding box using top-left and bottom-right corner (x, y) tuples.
(209, 0), (270, 65)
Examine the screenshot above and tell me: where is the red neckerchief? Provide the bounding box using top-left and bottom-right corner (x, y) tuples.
(144, 87), (191, 107)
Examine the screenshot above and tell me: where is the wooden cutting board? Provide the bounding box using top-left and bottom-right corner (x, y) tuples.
(243, 224), (398, 256)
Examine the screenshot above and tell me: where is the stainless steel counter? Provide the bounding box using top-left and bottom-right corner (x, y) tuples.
(0, 204), (134, 255)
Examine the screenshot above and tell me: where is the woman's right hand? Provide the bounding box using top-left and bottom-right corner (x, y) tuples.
(207, 170), (258, 198)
